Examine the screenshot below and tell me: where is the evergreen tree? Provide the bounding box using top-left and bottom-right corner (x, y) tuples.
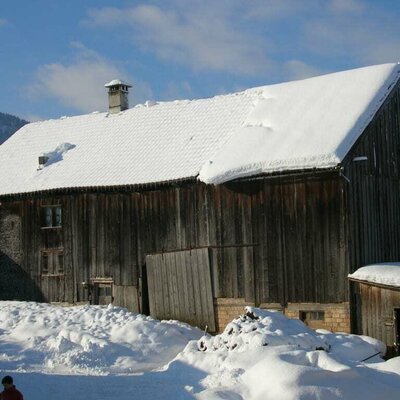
(0, 112), (29, 144)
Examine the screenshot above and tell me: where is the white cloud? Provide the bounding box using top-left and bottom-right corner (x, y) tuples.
(329, 0), (364, 14)
(26, 43), (153, 113)
(29, 60), (123, 113)
(83, 1), (400, 86)
(246, 0), (363, 17)
(85, 3), (272, 76)
(303, 18), (400, 66)
(244, 0), (400, 78)
(283, 60), (323, 81)
(163, 80), (194, 100)
(244, 0), (317, 20)
(22, 114), (44, 122)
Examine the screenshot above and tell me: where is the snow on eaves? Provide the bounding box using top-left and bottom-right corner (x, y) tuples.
(0, 63), (399, 196)
(348, 263), (400, 288)
(199, 63), (400, 184)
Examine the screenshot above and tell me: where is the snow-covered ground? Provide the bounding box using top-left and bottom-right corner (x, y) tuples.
(0, 302), (400, 399)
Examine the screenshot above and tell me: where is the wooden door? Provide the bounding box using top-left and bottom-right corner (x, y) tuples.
(41, 250), (66, 302)
(146, 248), (216, 332)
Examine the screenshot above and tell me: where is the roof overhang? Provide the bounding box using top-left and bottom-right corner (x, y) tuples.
(348, 276), (400, 291)
(0, 166), (342, 201)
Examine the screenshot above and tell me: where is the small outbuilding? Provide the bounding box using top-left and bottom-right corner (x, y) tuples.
(349, 264), (400, 356)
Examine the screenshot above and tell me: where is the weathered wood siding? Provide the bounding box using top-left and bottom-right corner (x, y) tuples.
(0, 170), (347, 310)
(344, 80), (400, 273)
(343, 80), (400, 334)
(353, 281), (400, 353)
(146, 248), (215, 331)
(210, 173), (347, 304)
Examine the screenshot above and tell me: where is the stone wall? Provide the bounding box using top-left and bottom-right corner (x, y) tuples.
(0, 206), (22, 264)
(0, 203), (42, 301)
(0, 204), (26, 300)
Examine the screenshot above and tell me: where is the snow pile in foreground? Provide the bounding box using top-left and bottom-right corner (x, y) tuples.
(197, 307), (385, 361)
(0, 302), (400, 399)
(198, 307), (328, 352)
(348, 262), (400, 287)
(0, 301), (202, 375)
(171, 307), (397, 399)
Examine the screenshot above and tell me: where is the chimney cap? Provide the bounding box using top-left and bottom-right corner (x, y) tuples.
(104, 79), (132, 88)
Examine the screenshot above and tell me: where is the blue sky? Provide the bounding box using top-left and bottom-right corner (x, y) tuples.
(1, 0), (400, 121)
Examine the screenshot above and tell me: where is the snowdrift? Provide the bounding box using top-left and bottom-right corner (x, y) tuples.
(199, 307), (328, 352)
(178, 307), (399, 399)
(197, 307), (385, 362)
(0, 302), (400, 399)
(0, 301), (202, 374)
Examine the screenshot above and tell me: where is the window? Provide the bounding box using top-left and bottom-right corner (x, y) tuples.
(42, 206), (62, 228)
(41, 250), (64, 275)
(300, 311), (325, 322)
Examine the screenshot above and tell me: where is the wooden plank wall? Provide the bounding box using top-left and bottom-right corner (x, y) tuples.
(2, 78), (400, 317)
(0, 171), (347, 310)
(356, 282), (400, 350)
(4, 186), (212, 308)
(212, 175), (347, 305)
(344, 80), (400, 273)
(146, 249), (215, 331)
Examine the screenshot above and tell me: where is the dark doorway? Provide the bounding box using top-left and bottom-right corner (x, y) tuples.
(92, 281), (113, 305)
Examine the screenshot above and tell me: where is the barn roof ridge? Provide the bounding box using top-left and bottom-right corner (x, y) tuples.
(0, 62), (399, 196)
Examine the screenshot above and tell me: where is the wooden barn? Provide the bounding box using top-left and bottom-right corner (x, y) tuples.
(349, 264), (400, 356)
(1, 63), (400, 333)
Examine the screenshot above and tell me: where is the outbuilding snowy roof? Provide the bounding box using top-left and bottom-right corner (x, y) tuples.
(0, 63), (399, 196)
(348, 263), (400, 288)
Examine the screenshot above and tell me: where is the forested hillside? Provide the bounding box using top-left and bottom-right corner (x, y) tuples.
(0, 112), (28, 144)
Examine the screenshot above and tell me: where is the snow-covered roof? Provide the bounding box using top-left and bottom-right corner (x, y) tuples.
(0, 63), (399, 196)
(104, 79), (131, 88)
(348, 263), (400, 288)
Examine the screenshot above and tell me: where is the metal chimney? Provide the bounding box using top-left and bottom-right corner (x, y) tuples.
(104, 79), (132, 114)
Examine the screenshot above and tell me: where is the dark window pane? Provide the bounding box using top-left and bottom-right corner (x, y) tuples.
(44, 208), (53, 227)
(54, 207), (62, 226)
(57, 253), (64, 273)
(42, 254), (49, 274)
(300, 311), (325, 321)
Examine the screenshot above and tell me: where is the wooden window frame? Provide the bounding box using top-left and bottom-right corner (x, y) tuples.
(41, 249), (64, 276)
(40, 205), (62, 229)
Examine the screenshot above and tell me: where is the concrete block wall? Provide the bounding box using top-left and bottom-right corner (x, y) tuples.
(285, 302), (350, 333)
(213, 298), (250, 332)
(213, 298), (351, 333)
